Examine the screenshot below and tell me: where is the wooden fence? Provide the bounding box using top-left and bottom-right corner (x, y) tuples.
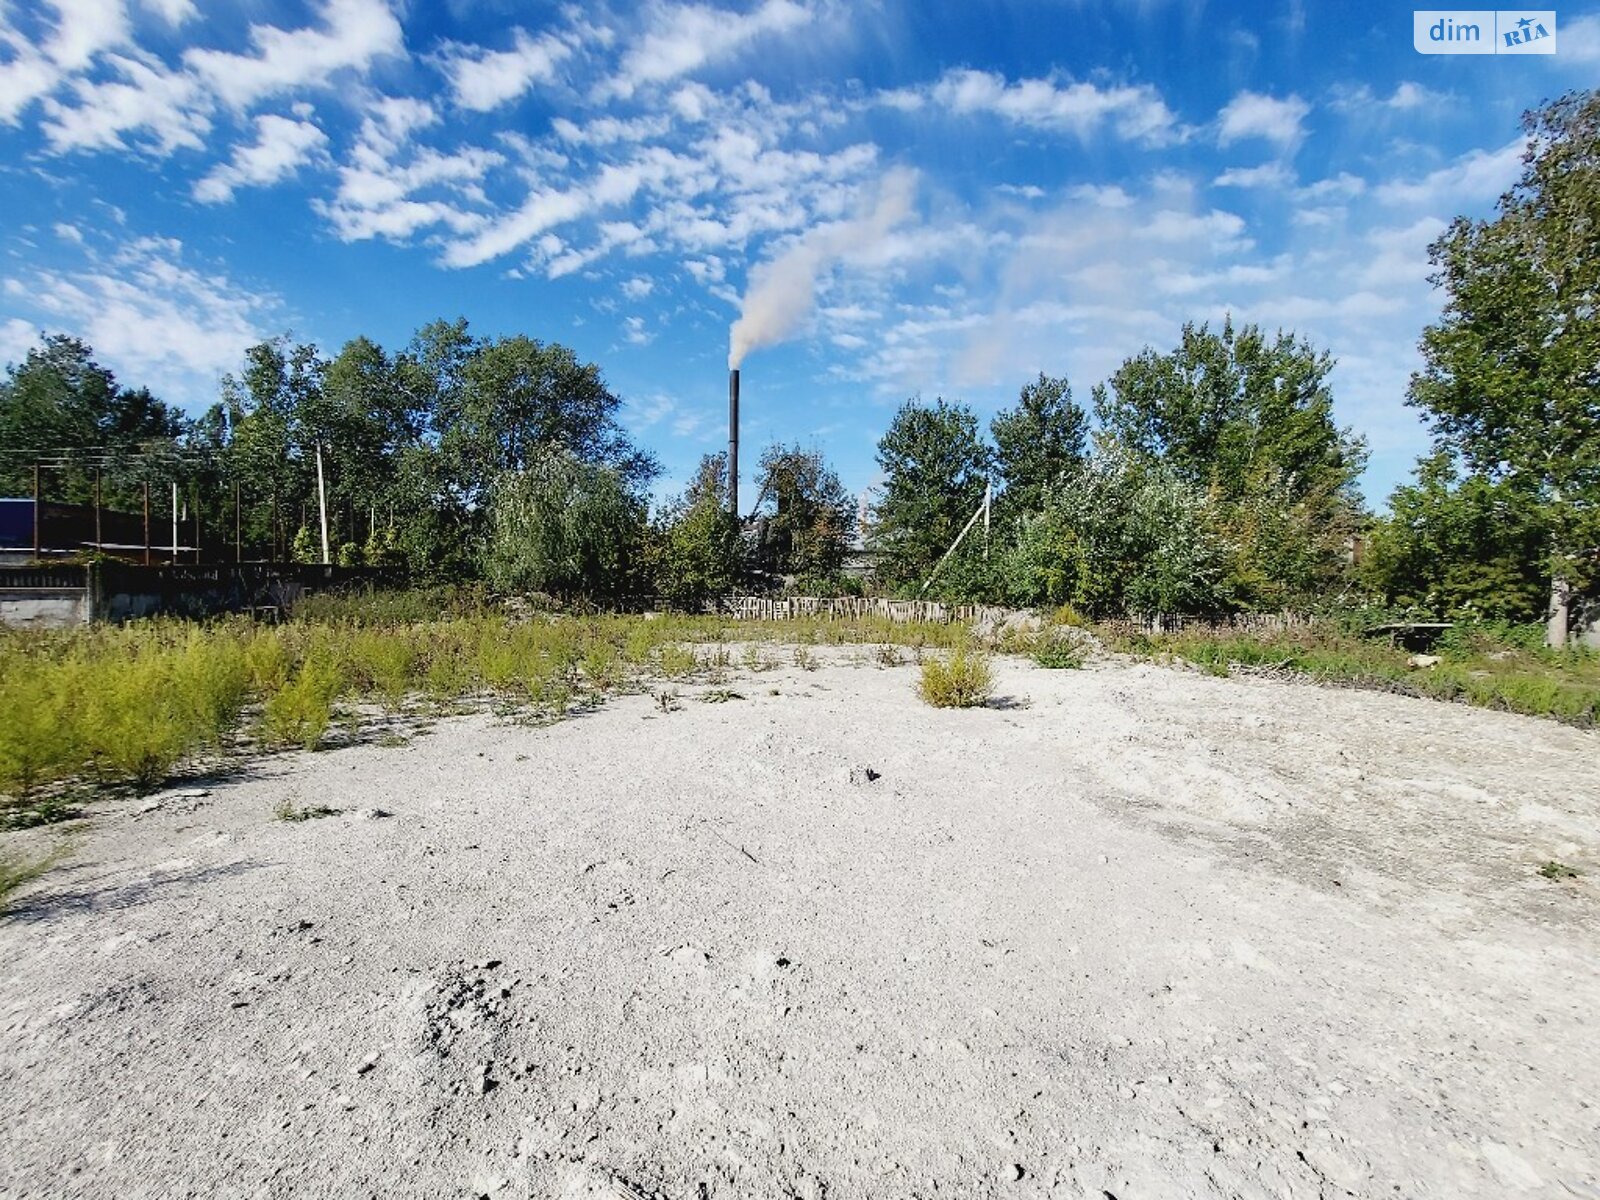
(716, 595), (1013, 625)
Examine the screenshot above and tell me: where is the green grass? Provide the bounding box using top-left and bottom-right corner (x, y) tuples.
(0, 602), (978, 805)
(1108, 624), (1600, 727)
(1538, 860), (1582, 880)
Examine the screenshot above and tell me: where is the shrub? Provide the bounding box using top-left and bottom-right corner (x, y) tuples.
(261, 653), (343, 750)
(1034, 640), (1084, 670)
(918, 650), (994, 708)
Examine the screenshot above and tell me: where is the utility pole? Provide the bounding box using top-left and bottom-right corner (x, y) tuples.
(315, 441), (330, 565)
(32, 462), (40, 559)
(142, 481), (151, 566)
(171, 480), (178, 565)
(93, 467), (102, 555)
(234, 481), (242, 563)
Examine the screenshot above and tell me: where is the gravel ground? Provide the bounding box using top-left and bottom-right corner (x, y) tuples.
(2, 649), (1597, 1199)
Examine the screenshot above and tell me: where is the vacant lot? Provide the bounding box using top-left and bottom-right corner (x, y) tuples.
(2, 651), (1597, 1199)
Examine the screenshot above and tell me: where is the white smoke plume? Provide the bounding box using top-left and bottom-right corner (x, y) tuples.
(728, 167), (917, 369)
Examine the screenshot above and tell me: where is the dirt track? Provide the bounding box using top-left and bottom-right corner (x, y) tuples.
(2, 651), (1597, 1199)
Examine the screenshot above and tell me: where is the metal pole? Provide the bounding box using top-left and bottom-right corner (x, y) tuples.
(194, 491), (201, 564)
(315, 441), (330, 565)
(728, 369), (740, 519)
(171, 480), (178, 564)
(235, 481), (242, 563)
(32, 462), (40, 558)
(94, 467), (103, 555)
(142, 481), (151, 565)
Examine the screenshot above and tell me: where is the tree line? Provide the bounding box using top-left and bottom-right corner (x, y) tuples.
(1, 90), (1594, 638)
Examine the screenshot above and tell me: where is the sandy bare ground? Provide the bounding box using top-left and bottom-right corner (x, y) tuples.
(2, 650), (1598, 1199)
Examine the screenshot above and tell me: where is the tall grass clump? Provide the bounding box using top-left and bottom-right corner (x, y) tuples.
(918, 650), (995, 708)
(0, 653), (81, 799)
(261, 652), (343, 750)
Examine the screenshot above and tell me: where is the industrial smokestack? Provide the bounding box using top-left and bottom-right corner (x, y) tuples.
(728, 368), (740, 519)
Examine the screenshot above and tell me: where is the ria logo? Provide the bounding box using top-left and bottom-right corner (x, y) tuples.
(1413, 10), (1557, 53)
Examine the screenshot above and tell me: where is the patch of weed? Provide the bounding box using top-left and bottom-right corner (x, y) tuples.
(918, 650), (995, 709)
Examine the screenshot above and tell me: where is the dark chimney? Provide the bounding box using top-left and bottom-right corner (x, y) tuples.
(728, 368), (740, 519)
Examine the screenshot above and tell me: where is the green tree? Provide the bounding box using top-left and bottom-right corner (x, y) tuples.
(751, 443), (856, 583)
(1095, 319), (1366, 604)
(481, 445), (646, 602)
(0, 336), (185, 509)
(1407, 90), (1600, 643)
(995, 444), (1231, 615)
(651, 454), (742, 609)
(990, 373), (1087, 515)
(444, 335), (657, 509)
(1363, 453), (1547, 621)
(869, 398), (992, 590)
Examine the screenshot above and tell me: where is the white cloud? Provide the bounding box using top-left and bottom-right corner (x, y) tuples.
(2, 236), (277, 404)
(45, 0), (130, 71)
(1214, 162), (1294, 189)
(40, 51), (210, 153)
(138, 0), (196, 25)
(921, 69), (1178, 144)
(622, 315), (653, 345)
(1558, 13), (1600, 61)
(602, 0), (813, 99)
(319, 98), (501, 242)
(437, 28), (572, 112)
(1, 317), (42, 367)
(194, 113), (329, 203)
(1376, 138), (1523, 208)
(1217, 90), (1310, 149)
(53, 223), (85, 244)
(1331, 81), (1448, 113)
(185, 0), (404, 110)
(621, 276), (654, 299)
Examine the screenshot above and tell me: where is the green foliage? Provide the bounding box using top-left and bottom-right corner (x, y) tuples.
(870, 397), (993, 589)
(290, 525), (320, 564)
(1405, 90), (1600, 615)
(481, 445), (646, 603)
(993, 445), (1231, 615)
(918, 650), (995, 708)
(991, 373), (1088, 516)
(650, 453), (742, 609)
(261, 653), (342, 750)
(751, 444), (857, 580)
(1538, 861), (1581, 880)
(1119, 624), (1600, 727)
(1033, 640), (1084, 670)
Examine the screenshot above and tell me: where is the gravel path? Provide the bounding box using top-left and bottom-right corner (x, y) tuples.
(2, 651), (1597, 1199)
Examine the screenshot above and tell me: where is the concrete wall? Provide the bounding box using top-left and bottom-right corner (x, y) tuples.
(0, 587), (92, 629)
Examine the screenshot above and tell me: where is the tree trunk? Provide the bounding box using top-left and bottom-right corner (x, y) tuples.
(1546, 575), (1571, 649)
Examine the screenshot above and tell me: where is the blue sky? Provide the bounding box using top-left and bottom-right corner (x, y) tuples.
(2, 0), (1597, 509)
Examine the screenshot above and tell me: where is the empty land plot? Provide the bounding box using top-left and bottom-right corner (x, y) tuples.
(2, 650), (1597, 1199)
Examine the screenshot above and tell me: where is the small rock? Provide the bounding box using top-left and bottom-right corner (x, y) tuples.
(1406, 654), (1442, 669)
(354, 1052), (380, 1076)
(847, 765), (882, 785)
(355, 808), (392, 820)
(135, 801), (163, 816)
(174, 788), (210, 799)
(475, 959), (502, 970)
(1010, 1164), (1026, 1182)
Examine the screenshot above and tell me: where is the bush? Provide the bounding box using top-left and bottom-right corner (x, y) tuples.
(918, 650), (994, 708)
(261, 653), (343, 750)
(1034, 640), (1084, 669)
